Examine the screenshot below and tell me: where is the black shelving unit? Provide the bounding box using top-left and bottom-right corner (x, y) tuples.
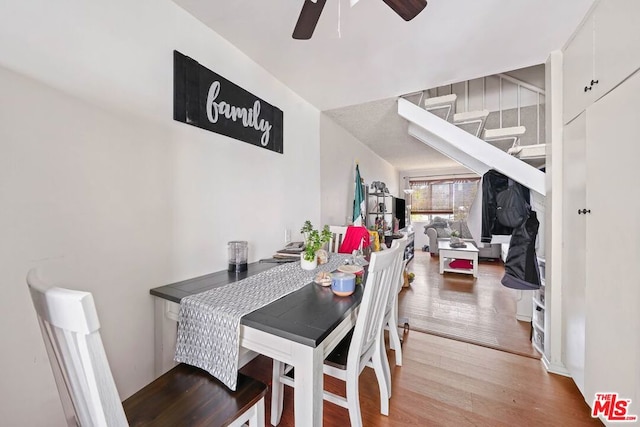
(366, 190), (395, 238)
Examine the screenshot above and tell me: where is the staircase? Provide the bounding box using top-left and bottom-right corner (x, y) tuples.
(399, 73), (546, 195)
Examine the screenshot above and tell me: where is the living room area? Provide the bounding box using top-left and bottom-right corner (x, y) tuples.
(323, 64), (548, 362)
(398, 175), (541, 359)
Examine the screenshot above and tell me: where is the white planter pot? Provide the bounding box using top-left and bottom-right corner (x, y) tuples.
(300, 253), (317, 270)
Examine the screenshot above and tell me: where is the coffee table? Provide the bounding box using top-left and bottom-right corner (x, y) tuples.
(438, 239), (479, 278)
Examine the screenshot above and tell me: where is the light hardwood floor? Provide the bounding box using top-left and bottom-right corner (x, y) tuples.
(241, 331), (600, 426)
(399, 251), (538, 358)
(240, 250), (599, 425)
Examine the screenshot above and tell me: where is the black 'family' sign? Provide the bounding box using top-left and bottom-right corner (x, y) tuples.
(173, 50), (284, 153)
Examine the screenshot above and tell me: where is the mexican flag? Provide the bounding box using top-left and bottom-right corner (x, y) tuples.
(352, 164), (365, 226)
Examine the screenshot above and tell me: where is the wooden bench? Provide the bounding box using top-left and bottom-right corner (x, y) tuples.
(123, 364), (266, 426)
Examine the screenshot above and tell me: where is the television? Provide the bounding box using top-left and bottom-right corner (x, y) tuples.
(394, 197), (406, 230)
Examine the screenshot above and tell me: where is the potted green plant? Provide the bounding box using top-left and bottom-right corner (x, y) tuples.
(300, 221), (332, 270)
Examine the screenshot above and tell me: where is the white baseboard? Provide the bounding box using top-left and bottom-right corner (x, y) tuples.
(543, 357), (571, 377)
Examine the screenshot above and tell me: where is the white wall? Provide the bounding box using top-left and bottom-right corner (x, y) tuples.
(320, 114), (398, 227)
(0, 1), (324, 425)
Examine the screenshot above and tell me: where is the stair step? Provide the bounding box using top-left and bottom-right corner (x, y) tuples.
(483, 125), (526, 141)
(453, 110), (489, 123)
(453, 110), (490, 138)
(423, 94), (457, 122)
(423, 93), (457, 107)
(508, 143), (546, 159)
(483, 125), (527, 152)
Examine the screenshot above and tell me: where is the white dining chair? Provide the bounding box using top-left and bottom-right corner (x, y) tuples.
(328, 225), (348, 253)
(385, 236), (409, 367)
(27, 269), (267, 427)
(270, 244), (402, 427)
(375, 237), (409, 404)
(328, 225), (371, 255)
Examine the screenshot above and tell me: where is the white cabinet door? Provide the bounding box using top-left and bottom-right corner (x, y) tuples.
(584, 69), (640, 412)
(562, 111), (587, 396)
(563, 0), (640, 125)
(593, 0), (640, 103)
(563, 13), (596, 124)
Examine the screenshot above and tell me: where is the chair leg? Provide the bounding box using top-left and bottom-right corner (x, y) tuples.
(346, 366), (363, 427)
(252, 398), (265, 427)
(388, 304), (403, 366)
(229, 395), (265, 427)
(270, 360), (285, 426)
(372, 338), (390, 416)
(389, 316), (402, 366)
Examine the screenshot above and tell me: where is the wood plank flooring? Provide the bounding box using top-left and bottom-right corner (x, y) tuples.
(240, 331), (600, 426)
(238, 250), (599, 425)
(399, 251), (538, 358)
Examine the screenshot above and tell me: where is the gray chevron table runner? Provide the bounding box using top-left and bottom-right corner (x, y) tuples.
(175, 253), (349, 390)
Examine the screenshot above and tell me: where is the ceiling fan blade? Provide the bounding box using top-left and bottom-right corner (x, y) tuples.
(382, 0), (427, 21)
(293, 0), (327, 40)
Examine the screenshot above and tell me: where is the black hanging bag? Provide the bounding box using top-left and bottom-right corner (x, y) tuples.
(496, 180), (530, 229)
(501, 211), (541, 290)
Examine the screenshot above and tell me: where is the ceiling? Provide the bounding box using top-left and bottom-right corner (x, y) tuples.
(174, 0), (594, 171)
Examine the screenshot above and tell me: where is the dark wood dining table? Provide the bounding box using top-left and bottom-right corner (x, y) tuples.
(150, 260), (362, 426)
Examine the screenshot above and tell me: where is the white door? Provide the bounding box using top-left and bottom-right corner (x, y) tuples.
(584, 69), (640, 412)
(562, 111), (587, 396)
(563, 12), (596, 124)
(593, 0), (640, 105)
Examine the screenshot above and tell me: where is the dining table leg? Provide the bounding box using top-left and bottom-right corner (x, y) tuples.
(293, 343), (324, 426)
(270, 360), (285, 425)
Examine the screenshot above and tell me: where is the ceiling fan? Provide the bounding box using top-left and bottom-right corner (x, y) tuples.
(293, 0), (428, 40)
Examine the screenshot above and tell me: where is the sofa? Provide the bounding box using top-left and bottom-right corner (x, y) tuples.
(424, 217), (502, 259)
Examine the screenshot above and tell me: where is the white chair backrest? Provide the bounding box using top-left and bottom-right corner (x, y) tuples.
(348, 244), (402, 374)
(389, 236), (409, 297)
(328, 225), (348, 253)
(27, 269), (128, 427)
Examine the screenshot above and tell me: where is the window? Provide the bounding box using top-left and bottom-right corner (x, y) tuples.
(408, 178), (480, 223)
